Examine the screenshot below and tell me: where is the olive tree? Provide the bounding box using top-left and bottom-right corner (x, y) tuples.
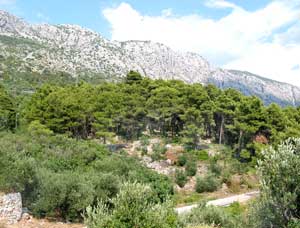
(253, 138), (300, 227)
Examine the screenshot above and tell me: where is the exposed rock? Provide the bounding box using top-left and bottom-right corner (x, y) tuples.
(21, 213), (31, 221)
(141, 156), (175, 175)
(165, 151), (179, 165)
(1, 10), (300, 106)
(0, 193), (22, 224)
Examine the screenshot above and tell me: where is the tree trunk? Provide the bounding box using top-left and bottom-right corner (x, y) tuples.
(219, 115), (224, 145)
(238, 130), (243, 153)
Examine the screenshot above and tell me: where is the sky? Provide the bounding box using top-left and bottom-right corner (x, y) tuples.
(0, 0), (300, 86)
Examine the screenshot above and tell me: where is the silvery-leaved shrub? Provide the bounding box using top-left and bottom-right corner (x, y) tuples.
(84, 181), (181, 228)
(252, 138), (300, 228)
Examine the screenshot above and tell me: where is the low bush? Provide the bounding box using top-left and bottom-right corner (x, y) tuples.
(181, 203), (241, 228)
(84, 182), (180, 228)
(197, 150), (209, 161)
(208, 159), (222, 176)
(153, 143), (167, 154)
(151, 143), (167, 161)
(178, 154), (187, 166)
(185, 160), (197, 177)
(195, 173), (220, 193)
(175, 169), (188, 188)
(140, 136), (150, 146)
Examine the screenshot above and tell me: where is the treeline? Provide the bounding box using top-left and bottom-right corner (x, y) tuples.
(21, 71), (300, 158)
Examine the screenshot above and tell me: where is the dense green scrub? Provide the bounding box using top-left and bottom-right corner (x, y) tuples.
(0, 131), (173, 221)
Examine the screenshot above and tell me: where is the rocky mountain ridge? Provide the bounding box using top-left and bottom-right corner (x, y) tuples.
(0, 10), (299, 106)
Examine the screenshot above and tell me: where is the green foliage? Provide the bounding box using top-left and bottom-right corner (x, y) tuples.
(0, 84), (16, 131)
(181, 203), (241, 228)
(140, 135), (150, 146)
(4, 71), (300, 225)
(28, 120), (53, 138)
(208, 159), (222, 176)
(224, 202), (245, 216)
(125, 71), (143, 84)
(84, 182), (180, 228)
(178, 154), (187, 166)
(175, 169), (188, 188)
(182, 124), (203, 150)
(195, 150), (209, 161)
(185, 160), (197, 177)
(0, 131), (173, 221)
(22, 77), (300, 157)
(195, 173), (220, 193)
(33, 169), (95, 221)
(288, 220), (300, 228)
(151, 143), (167, 161)
(251, 138), (300, 227)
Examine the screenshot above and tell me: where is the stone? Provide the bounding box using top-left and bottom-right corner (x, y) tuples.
(21, 212), (31, 221)
(0, 193), (22, 224)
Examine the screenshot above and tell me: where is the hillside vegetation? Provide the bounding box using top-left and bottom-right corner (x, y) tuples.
(1, 71), (300, 227)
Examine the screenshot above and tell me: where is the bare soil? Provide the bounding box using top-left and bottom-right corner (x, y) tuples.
(5, 218), (85, 228)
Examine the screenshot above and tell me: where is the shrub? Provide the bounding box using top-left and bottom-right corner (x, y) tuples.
(141, 146), (148, 156)
(224, 202), (244, 216)
(185, 160), (197, 176)
(288, 220), (300, 228)
(208, 159), (221, 176)
(84, 182), (180, 228)
(195, 173), (220, 193)
(197, 150), (209, 161)
(178, 154), (187, 166)
(151, 143), (166, 161)
(181, 203), (239, 228)
(251, 138), (300, 227)
(32, 169), (95, 221)
(153, 143), (167, 154)
(140, 136), (150, 146)
(175, 169), (188, 188)
(151, 150), (163, 161)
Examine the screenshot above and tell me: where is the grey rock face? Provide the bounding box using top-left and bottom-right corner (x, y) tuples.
(0, 10), (299, 106)
(0, 193), (22, 224)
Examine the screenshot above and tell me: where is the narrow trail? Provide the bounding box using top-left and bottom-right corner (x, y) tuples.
(175, 191), (259, 214)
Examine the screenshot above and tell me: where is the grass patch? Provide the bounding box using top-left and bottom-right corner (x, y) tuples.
(174, 191), (203, 205)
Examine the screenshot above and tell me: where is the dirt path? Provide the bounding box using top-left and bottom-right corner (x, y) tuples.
(175, 191), (259, 214)
(5, 218), (85, 228)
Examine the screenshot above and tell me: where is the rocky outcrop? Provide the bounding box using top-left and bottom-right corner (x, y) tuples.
(0, 193), (22, 224)
(0, 10), (300, 106)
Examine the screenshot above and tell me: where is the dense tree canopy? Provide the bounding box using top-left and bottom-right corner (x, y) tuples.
(0, 84), (16, 130)
(21, 71), (300, 157)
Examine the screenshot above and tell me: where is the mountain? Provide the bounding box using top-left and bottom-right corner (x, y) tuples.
(0, 10), (299, 106)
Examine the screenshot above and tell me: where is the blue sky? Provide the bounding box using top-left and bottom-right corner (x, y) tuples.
(0, 0), (273, 39)
(0, 0), (300, 86)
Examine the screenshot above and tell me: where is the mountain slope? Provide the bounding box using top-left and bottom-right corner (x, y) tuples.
(0, 10), (299, 106)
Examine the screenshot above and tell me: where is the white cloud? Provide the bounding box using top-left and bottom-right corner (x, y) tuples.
(0, 0), (15, 5)
(204, 0), (239, 9)
(103, 1), (300, 87)
(161, 8), (173, 17)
